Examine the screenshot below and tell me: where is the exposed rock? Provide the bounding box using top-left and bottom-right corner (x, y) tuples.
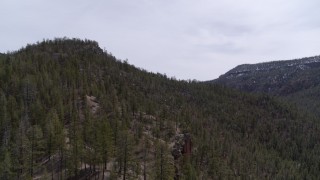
(172, 133), (192, 160)
(86, 95), (100, 114)
(171, 133), (192, 180)
(172, 134), (184, 160)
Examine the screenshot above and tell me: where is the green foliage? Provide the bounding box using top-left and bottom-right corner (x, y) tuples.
(0, 38), (320, 179)
(153, 142), (175, 180)
(181, 157), (197, 180)
(215, 56), (320, 118)
(0, 148), (13, 179)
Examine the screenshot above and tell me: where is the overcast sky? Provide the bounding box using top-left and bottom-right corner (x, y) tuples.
(1, 0), (320, 80)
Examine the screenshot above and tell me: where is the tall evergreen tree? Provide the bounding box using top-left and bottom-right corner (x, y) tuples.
(153, 142), (174, 180)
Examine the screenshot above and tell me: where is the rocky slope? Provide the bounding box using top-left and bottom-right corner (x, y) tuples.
(213, 55), (320, 116)
(214, 56), (320, 94)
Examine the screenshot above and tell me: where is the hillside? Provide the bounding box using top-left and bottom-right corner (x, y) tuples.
(1, 38), (320, 179)
(213, 55), (320, 117)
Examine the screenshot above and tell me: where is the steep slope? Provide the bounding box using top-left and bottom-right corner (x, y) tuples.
(1, 39), (320, 179)
(214, 56), (320, 116)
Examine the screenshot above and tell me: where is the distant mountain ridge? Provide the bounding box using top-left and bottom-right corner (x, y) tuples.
(227, 56), (320, 75)
(213, 55), (320, 116)
(214, 55), (320, 94)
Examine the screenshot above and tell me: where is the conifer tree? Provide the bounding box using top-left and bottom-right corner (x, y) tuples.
(97, 116), (114, 179)
(15, 116), (31, 179)
(0, 148), (13, 179)
(153, 142), (174, 180)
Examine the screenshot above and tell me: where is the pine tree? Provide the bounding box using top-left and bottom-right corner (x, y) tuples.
(97, 116), (114, 179)
(45, 109), (64, 179)
(116, 128), (134, 179)
(15, 116), (31, 179)
(0, 92), (9, 148)
(0, 148), (13, 179)
(153, 142), (174, 180)
(67, 92), (84, 179)
(181, 156), (197, 180)
(27, 125), (45, 178)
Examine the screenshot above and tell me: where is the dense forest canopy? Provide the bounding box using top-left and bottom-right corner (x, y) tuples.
(0, 38), (320, 179)
(214, 56), (320, 118)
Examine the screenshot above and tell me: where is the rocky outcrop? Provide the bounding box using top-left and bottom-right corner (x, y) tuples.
(171, 133), (192, 180)
(86, 95), (100, 114)
(172, 133), (192, 160)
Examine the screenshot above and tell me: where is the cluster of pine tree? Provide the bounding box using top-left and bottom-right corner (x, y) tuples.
(0, 38), (320, 179)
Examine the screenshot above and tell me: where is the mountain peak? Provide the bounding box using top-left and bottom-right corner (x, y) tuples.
(17, 37), (103, 56)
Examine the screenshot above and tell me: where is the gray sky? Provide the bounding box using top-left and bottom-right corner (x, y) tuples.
(1, 0), (320, 81)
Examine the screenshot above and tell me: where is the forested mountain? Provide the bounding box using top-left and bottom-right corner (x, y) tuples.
(1, 38), (320, 179)
(213, 56), (320, 117)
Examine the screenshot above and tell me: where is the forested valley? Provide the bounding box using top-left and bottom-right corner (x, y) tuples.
(1, 38), (320, 179)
